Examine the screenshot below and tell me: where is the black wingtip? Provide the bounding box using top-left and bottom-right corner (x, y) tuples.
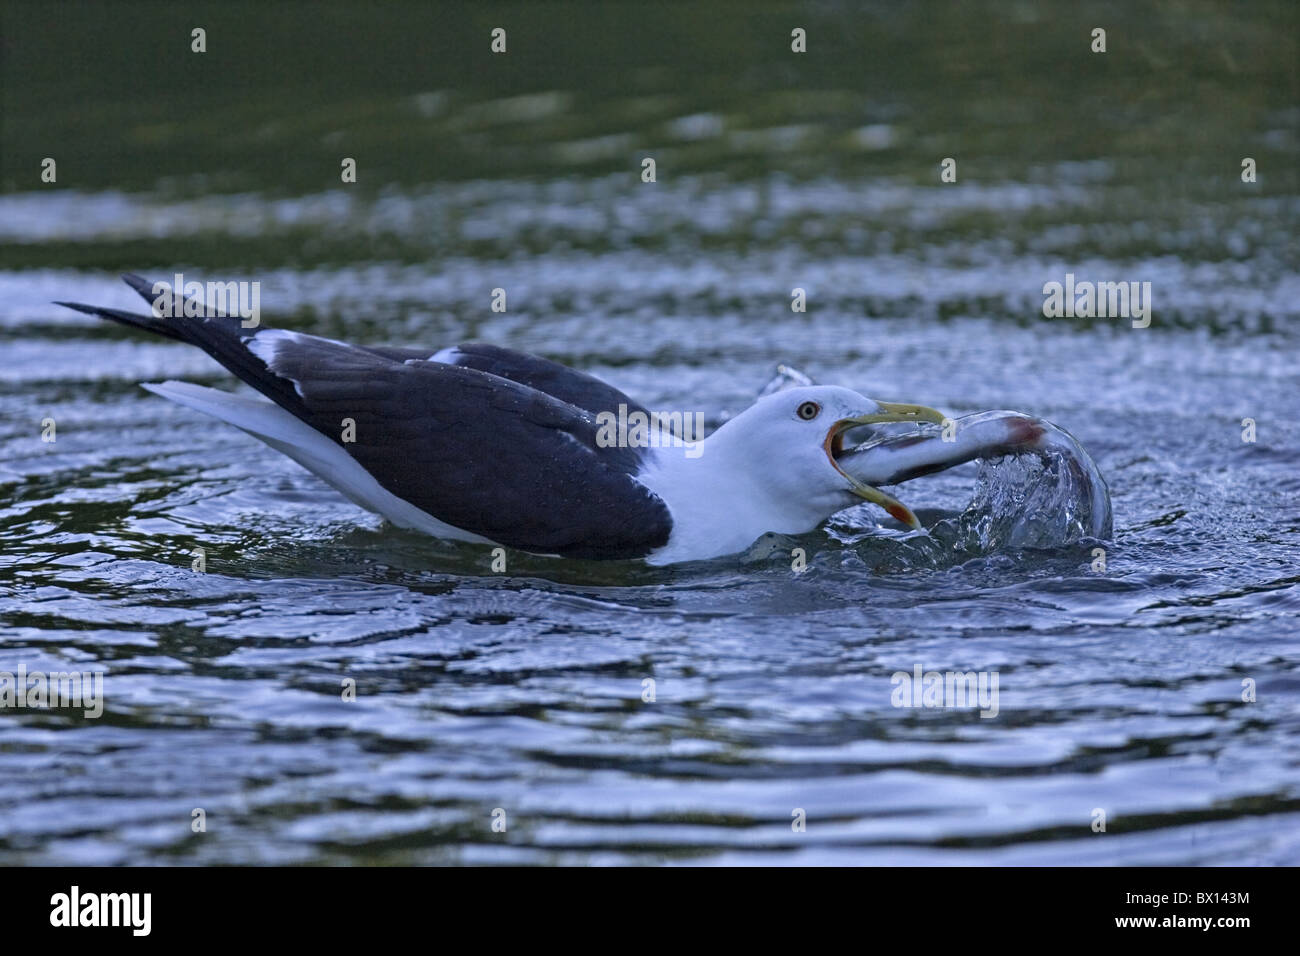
(54, 300), (98, 315)
(54, 298), (188, 342)
(121, 273), (156, 302)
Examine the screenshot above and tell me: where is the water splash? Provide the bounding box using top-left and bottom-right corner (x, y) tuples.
(945, 446), (1110, 555)
(933, 412), (1112, 553)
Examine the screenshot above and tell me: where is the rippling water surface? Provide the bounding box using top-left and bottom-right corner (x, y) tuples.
(2, 1), (1298, 864)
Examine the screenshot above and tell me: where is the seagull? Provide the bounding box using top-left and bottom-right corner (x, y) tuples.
(58, 275), (952, 565)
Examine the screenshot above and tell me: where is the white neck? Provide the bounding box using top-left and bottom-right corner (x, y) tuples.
(636, 428), (828, 565)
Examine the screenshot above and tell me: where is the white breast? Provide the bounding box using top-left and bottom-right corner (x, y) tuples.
(636, 443), (818, 565)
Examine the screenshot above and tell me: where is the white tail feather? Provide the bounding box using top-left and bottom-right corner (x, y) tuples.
(141, 381), (488, 543)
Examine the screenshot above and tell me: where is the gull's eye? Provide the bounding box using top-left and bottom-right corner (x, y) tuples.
(796, 401), (821, 421)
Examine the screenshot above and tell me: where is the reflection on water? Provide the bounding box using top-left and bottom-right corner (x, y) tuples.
(1, 1), (1298, 864)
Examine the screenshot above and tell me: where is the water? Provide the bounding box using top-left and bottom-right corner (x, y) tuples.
(2, 1), (1299, 865)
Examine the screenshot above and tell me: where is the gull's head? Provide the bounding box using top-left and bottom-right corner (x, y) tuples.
(709, 385), (946, 530)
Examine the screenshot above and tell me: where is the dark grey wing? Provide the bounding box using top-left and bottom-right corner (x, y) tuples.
(261, 340), (671, 558)
(366, 342), (651, 420)
(58, 275), (672, 558)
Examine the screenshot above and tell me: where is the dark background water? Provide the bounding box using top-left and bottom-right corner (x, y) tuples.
(1, 1), (1298, 864)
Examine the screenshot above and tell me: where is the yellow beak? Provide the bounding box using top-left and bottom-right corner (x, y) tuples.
(825, 402), (947, 530)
